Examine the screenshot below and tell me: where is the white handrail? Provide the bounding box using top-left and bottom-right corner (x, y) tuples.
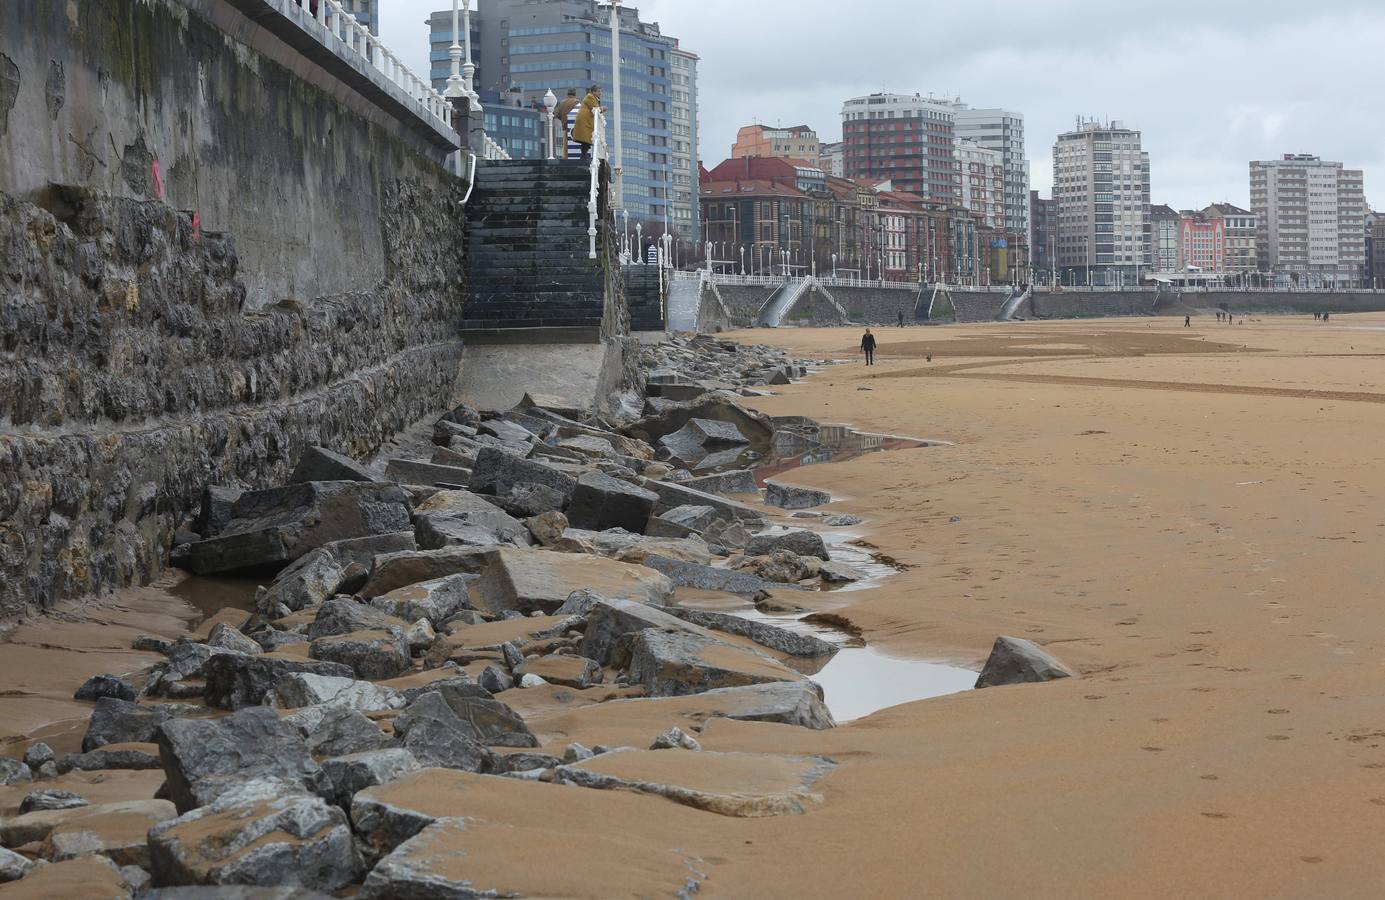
(289, 0), (454, 132)
(587, 108), (608, 260)
(481, 134), (510, 160)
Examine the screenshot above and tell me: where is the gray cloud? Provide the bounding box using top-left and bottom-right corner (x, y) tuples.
(382, 0), (1383, 210)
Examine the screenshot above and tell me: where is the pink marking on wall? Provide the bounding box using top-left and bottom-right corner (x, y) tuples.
(152, 159), (165, 200)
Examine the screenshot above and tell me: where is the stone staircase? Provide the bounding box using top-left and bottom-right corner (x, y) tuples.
(622, 263), (665, 332)
(462, 159), (616, 332)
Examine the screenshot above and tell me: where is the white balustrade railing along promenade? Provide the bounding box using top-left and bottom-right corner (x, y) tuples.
(288, 0), (454, 132)
(481, 134), (510, 161)
(587, 108), (608, 260)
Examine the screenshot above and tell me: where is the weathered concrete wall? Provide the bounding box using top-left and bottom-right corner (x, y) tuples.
(1028, 291), (1155, 319)
(717, 285), (776, 328)
(1195, 291), (1385, 315)
(0, 0), (455, 309)
(0, 0), (468, 617)
(1025, 290), (1385, 320)
(696, 281), (733, 334)
(830, 286), (924, 325)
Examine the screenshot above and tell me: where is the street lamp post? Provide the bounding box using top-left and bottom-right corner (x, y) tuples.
(542, 89), (557, 160)
(462, 0), (478, 110)
(832, 253), (837, 279)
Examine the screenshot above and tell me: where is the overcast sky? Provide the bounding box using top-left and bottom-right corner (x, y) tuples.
(382, 0), (1385, 211)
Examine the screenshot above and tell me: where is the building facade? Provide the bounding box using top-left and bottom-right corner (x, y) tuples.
(731, 125), (822, 164)
(1052, 119), (1151, 285)
(948, 103), (1029, 239)
(1030, 191), (1056, 282)
(343, 0), (378, 35)
(841, 93), (958, 203)
(819, 142), (844, 178)
(1368, 212), (1385, 286)
(1177, 211), (1226, 273)
(1203, 203), (1257, 277)
(1250, 154), (1367, 284)
(1149, 204), (1179, 274)
(432, 0), (697, 240)
(955, 139), (1004, 228)
(479, 90), (545, 160)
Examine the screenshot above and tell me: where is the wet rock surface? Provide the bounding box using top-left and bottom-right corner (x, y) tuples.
(975, 636), (1077, 688)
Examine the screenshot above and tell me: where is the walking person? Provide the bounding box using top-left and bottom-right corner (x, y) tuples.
(1184, 315), (1192, 328)
(898, 310), (906, 328)
(861, 328), (877, 366)
(554, 88), (579, 155)
(571, 84), (604, 161)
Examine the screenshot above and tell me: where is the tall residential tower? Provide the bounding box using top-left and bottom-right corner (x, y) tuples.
(1052, 119), (1150, 285)
(841, 93), (958, 203)
(1250, 154), (1366, 284)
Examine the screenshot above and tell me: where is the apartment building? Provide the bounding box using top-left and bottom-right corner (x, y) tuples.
(1052, 119), (1151, 285)
(1250, 154), (1366, 283)
(841, 93), (958, 203)
(1149, 204), (1179, 274)
(955, 139), (1004, 228)
(947, 103), (1029, 238)
(1202, 203), (1257, 276)
(731, 125), (822, 165)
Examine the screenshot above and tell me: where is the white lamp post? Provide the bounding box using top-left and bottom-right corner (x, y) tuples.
(704, 241), (712, 274)
(445, 1), (465, 101)
(462, 0), (478, 110)
(832, 253), (837, 279)
(740, 246), (745, 276)
(542, 89), (557, 160)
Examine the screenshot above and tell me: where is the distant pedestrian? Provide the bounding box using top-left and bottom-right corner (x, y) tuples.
(898, 310), (906, 328)
(644, 240), (658, 265)
(1314, 311), (1321, 321)
(861, 328), (877, 366)
(571, 84), (604, 161)
(1184, 315), (1192, 328)
(1324, 311), (1331, 323)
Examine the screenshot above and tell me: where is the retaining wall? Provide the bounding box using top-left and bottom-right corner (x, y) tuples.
(830, 286), (923, 325)
(716, 285), (777, 327)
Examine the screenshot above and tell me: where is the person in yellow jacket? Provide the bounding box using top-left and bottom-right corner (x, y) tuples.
(571, 84), (604, 160)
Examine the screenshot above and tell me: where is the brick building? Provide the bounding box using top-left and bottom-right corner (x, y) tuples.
(841, 93), (958, 203)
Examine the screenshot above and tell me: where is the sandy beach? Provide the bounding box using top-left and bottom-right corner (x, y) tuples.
(6, 313), (1385, 897)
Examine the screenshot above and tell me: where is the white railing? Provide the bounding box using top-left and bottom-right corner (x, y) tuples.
(587, 108), (608, 260)
(707, 273), (785, 287)
(817, 275), (921, 290)
(289, 0), (454, 132)
(481, 134), (510, 160)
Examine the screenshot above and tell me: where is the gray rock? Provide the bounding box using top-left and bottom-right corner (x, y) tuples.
(618, 681), (834, 730)
(476, 665), (514, 694)
(309, 630), (412, 681)
(747, 528), (830, 561)
(134, 634), (175, 655)
(398, 676), (491, 706)
(396, 688), (537, 749)
(468, 446), (578, 504)
(624, 629), (807, 698)
(765, 481), (831, 510)
(73, 674), (138, 703)
(306, 707), (395, 759)
(392, 697), (497, 773)
(734, 550), (822, 584)
(183, 482), (413, 575)
(253, 630), (312, 653)
(651, 726), (701, 751)
(320, 532), (418, 570)
(59, 744), (164, 772)
(255, 548), (346, 615)
(403, 619), (436, 654)
(563, 743), (596, 763)
(289, 446), (382, 485)
(514, 655), (603, 689)
(207, 622), (263, 656)
(320, 749), (421, 809)
(82, 698), (176, 752)
(642, 555), (800, 596)
(658, 418), (750, 460)
(661, 607), (839, 658)
(647, 504), (719, 540)
(824, 514), (863, 527)
(580, 597), (714, 665)
(0, 846), (33, 883)
(471, 548), (674, 616)
(0, 758), (32, 786)
(157, 708), (332, 813)
(307, 597), (399, 641)
(161, 641), (238, 682)
(974, 636), (1077, 689)
(23, 742), (55, 770)
(358, 547), (494, 600)
(369, 574), (474, 627)
(554, 589), (603, 616)
(565, 472), (660, 534)
(356, 818), (485, 898)
(479, 418), (537, 445)
(482, 483), (569, 519)
(384, 459), (474, 489)
(639, 477), (765, 524)
(498, 752), (564, 774)
(680, 470), (759, 496)
(148, 782), (361, 891)
(203, 655), (355, 710)
(500, 641), (525, 671)
(141, 888), (338, 899)
(195, 484), (243, 539)
(19, 789), (88, 814)
(37, 761), (59, 779)
(819, 560), (861, 583)
(121, 865), (152, 894)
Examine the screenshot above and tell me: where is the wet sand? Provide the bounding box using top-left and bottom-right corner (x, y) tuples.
(7, 314), (1385, 896)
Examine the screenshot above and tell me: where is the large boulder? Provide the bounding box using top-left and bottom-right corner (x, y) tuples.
(680, 470), (759, 496)
(395, 687), (537, 749)
(468, 447), (578, 506)
(565, 473), (659, 534)
(206, 622), (262, 656)
(320, 531), (418, 570)
(734, 550), (822, 584)
(81, 698), (176, 752)
(622, 629), (808, 698)
(646, 504), (719, 539)
(203, 655), (354, 710)
(309, 630), (412, 681)
(384, 459), (473, 489)
(470, 548), (673, 616)
(156, 708), (332, 813)
(305, 708), (396, 759)
(658, 418), (750, 465)
(147, 782), (361, 891)
(41, 798), (177, 867)
(557, 528), (712, 565)
(764, 481), (831, 511)
(59, 743), (163, 773)
(267, 673), (405, 713)
(974, 636), (1077, 688)
(413, 492), (532, 548)
(663, 607), (838, 659)
(289, 446), (382, 484)
(73, 674), (138, 703)
(358, 548), (494, 599)
(639, 477), (765, 524)
(746, 528), (830, 560)
(0, 846), (33, 882)
(390, 695), (498, 773)
(514, 655), (602, 689)
(580, 597), (717, 665)
(642, 555), (801, 596)
(195, 484), (243, 539)
(0, 758), (31, 786)
(320, 748), (421, 810)
(306, 597), (407, 641)
(609, 681), (834, 731)
(368, 574), (474, 627)
(182, 482), (412, 575)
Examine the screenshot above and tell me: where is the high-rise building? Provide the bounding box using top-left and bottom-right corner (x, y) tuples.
(1149, 204), (1180, 274)
(670, 45), (700, 244)
(1177, 210), (1225, 273)
(1367, 211), (1385, 286)
(430, 0), (696, 238)
(819, 142), (844, 178)
(946, 103), (1029, 238)
(841, 93), (957, 202)
(731, 125), (822, 164)
(426, 8), (484, 90)
(1202, 203), (1257, 277)
(1052, 119), (1150, 285)
(1250, 154), (1366, 284)
(955, 139), (1004, 228)
(342, 0), (379, 35)
(1030, 190), (1056, 280)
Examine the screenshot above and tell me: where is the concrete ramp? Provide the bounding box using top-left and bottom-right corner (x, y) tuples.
(456, 333), (634, 414)
(668, 276), (702, 333)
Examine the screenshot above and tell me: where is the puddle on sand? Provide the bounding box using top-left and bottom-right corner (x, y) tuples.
(168, 575), (261, 625)
(670, 421), (939, 480)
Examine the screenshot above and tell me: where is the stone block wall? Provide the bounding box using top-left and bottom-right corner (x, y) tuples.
(716, 285), (777, 328)
(1028, 291), (1156, 319)
(830, 286), (924, 325)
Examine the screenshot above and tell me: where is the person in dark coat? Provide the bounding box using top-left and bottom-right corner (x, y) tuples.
(861, 329), (877, 366)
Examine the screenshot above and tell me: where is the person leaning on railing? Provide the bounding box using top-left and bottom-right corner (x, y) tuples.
(572, 84), (605, 161)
